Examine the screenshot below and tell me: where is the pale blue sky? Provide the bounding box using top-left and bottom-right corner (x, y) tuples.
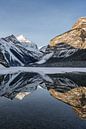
(0, 0), (86, 46)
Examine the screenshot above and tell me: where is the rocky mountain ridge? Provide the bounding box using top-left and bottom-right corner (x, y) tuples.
(0, 35), (42, 67)
(36, 17), (86, 67)
(0, 17), (86, 67)
(50, 17), (86, 49)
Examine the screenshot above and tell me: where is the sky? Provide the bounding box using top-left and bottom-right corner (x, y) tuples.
(0, 0), (86, 47)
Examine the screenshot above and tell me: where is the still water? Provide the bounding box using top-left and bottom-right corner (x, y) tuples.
(0, 72), (86, 129)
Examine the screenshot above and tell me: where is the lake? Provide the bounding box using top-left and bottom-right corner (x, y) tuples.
(0, 71), (86, 129)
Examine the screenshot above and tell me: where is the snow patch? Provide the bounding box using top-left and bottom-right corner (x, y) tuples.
(16, 35), (31, 43)
(0, 64), (5, 68)
(37, 52), (53, 64)
(0, 67), (86, 75)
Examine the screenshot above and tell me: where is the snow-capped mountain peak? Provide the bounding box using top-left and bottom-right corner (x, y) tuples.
(0, 34), (42, 67)
(16, 35), (31, 43)
(16, 34), (41, 53)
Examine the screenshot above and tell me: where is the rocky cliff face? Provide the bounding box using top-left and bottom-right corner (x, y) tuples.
(36, 17), (86, 67)
(50, 17), (86, 49)
(72, 17), (86, 29)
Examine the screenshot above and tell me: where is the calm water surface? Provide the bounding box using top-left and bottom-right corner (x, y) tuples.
(0, 72), (86, 129)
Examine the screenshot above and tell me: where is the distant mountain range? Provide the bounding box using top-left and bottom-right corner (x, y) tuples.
(0, 17), (86, 67)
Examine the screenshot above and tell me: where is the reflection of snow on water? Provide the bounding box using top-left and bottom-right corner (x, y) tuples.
(0, 67), (86, 75)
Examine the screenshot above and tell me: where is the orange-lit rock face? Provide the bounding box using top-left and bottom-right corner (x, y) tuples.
(72, 17), (86, 29)
(50, 17), (86, 49)
(49, 87), (86, 119)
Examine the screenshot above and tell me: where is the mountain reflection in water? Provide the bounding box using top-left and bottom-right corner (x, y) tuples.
(0, 72), (86, 120)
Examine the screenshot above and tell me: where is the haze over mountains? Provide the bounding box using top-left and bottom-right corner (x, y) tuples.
(0, 17), (86, 67)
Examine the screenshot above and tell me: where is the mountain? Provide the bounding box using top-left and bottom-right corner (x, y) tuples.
(16, 34), (38, 50)
(0, 17), (86, 67)
(39, 45), (48, 53)
(36, 17), (86, 67)
(50, 17), (86, 48)
(16, 34), (31, 43)
(0, 35), (42, 67)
